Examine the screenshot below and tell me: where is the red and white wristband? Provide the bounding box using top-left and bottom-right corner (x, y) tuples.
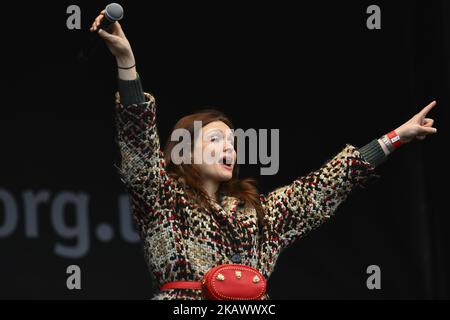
(381, 130), (402, 152)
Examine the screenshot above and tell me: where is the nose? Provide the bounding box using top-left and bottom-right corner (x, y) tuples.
(224, 140), (234, 153)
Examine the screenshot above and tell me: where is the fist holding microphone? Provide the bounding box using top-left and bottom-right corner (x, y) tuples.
(90, 3), (137, 80)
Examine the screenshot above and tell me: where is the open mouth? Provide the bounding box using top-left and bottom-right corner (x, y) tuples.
(219, 155), (234, 170)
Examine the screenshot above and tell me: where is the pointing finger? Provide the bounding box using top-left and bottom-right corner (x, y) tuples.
(419, 101), (437, 117)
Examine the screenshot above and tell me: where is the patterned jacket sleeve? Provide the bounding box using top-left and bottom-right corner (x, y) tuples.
(260, 144), (380, 250)
(114, 91), (178, 236)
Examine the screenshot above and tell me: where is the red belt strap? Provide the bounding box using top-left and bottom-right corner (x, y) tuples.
(160, 281), (203, 291)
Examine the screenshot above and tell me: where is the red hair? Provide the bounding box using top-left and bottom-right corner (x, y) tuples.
(163, 109), (265, 228)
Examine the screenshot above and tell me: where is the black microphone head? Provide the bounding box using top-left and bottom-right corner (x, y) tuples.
(104, 3), (124, 22)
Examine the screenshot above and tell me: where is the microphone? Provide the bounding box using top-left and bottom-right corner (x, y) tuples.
(98, 3), (124, 32)
(77, 3), (124, 63)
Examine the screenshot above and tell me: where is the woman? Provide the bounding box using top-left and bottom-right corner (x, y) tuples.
(91, 13), (438, 300)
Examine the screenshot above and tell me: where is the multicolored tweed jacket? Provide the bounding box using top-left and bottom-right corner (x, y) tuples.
(114, 90), (383, 300)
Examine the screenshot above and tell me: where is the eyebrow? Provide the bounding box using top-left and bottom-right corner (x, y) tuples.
(204, 128), (235, 139)
(204, 129), (222, 136)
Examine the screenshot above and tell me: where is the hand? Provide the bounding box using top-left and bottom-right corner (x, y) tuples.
(89, 10), (134, 66)
(394, 101), (438, 144)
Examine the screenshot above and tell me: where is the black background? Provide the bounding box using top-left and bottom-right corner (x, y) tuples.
(1, 0), (449, 299)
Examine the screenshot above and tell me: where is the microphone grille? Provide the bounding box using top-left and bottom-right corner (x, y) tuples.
(105, 3), (124, 22)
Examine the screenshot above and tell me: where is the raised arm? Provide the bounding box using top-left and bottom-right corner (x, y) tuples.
(90, 12), (179, 236)
(261, 101), (438, 251)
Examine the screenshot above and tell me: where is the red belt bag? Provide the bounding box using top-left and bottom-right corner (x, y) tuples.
(160, 264), (266, 300)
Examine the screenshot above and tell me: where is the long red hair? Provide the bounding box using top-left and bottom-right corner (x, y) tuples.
(163, 109), (265, 228)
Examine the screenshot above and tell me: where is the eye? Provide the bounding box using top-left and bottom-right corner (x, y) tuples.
(210, 135), (220, 142)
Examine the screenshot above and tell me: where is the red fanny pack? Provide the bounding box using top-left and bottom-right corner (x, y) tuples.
(160, 264), (266, 300)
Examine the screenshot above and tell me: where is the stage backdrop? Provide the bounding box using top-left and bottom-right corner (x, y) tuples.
(1, 0), (449, 299)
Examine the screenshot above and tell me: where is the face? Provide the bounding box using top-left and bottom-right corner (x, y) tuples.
(192, 121), (236, 183)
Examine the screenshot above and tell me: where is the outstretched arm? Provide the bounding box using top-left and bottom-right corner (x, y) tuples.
(260, 143), (379, 251)
(261, 101), (438, 251)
